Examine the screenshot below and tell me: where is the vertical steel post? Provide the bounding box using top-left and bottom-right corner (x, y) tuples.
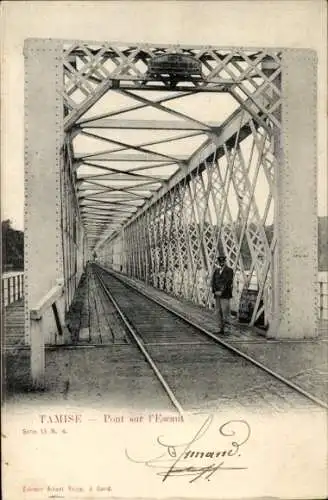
(7, 279), (11, 306)
(319, 281), (323, 320)
(269, 49), (318, 338)
(24, 39), (64, 387)
(12, 277), (15, 304)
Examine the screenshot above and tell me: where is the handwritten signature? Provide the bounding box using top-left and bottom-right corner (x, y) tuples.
(126, 415), (251, 483)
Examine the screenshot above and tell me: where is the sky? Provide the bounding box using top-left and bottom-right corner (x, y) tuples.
(1, 0), (327, 231)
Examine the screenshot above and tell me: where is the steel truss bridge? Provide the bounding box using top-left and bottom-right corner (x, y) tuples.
(24, 39), (318, 386)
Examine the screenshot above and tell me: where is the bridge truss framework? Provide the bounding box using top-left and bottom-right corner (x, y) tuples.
(24, 39), (318, 384)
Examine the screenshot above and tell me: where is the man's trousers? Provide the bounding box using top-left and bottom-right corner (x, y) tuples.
(215, 296), (231, 331)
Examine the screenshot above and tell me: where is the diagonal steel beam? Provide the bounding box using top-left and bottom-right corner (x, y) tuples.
(81, 209), (136, 215)
(77, 91), (197, 125)
(80, 192), (147, 200)
(113, 99), (261, 233)
(78, 172), (165, 182)
(76, 153), (189, 162)
(75, 130), (204, 157)
(64, 79), (116, 131)
(81, 198), (142, 206)
(129, 162), (177, 173)
(79, 130), (184, 163)
(79, 160), (176, 173)
(79, 119), (220, 130)
(83, 215), (128, 221)
(79, 179), (161, 190)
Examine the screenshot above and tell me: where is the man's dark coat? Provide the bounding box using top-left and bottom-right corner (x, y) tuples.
(211, 265), (234, 299)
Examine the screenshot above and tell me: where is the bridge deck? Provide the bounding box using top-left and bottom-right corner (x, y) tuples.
(3, 273), (328, 409)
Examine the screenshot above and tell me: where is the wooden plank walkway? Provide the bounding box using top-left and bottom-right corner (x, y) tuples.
(89, 270), (128, 343)
(66, 268), (128, 345)
(3, 300), (25, 347)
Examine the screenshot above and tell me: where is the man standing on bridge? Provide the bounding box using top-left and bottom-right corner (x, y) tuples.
(211, 255), (234, 334)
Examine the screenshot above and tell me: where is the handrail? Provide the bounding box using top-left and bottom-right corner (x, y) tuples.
(30, 279), (64, 320)
(29, 279), (66, 389)
(28, 279), (65, 389)
(2, 271), (24, 307)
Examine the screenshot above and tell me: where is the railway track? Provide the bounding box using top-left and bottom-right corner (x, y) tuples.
(92, 264), (327, 414)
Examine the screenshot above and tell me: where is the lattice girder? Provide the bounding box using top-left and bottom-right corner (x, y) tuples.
(117, 101), (278, 323)
(63, 42), (284, 260)
(61, 42), (283, 134)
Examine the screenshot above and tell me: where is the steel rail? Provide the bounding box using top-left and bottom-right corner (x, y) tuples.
(93, 267), (185, 416)
(96, 264), (328, 411)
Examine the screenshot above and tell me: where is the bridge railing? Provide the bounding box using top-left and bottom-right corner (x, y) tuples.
(205, 271), (328, 323)
(2, 271), (24, 307)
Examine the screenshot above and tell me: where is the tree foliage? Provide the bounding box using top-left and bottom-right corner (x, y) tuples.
(2, 220), (24, 270)
(0, 216), (326, 272)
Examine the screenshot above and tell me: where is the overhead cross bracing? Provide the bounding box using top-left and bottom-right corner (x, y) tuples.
(62, 42), (282, 258)
(24, 39), (319, 391)
(72, 90), (236, 253)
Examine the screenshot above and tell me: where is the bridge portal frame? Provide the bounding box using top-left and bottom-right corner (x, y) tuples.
(24, 39), (318, 388)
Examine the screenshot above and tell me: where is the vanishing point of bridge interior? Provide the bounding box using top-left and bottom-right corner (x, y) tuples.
(5, 39), (324, 405)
